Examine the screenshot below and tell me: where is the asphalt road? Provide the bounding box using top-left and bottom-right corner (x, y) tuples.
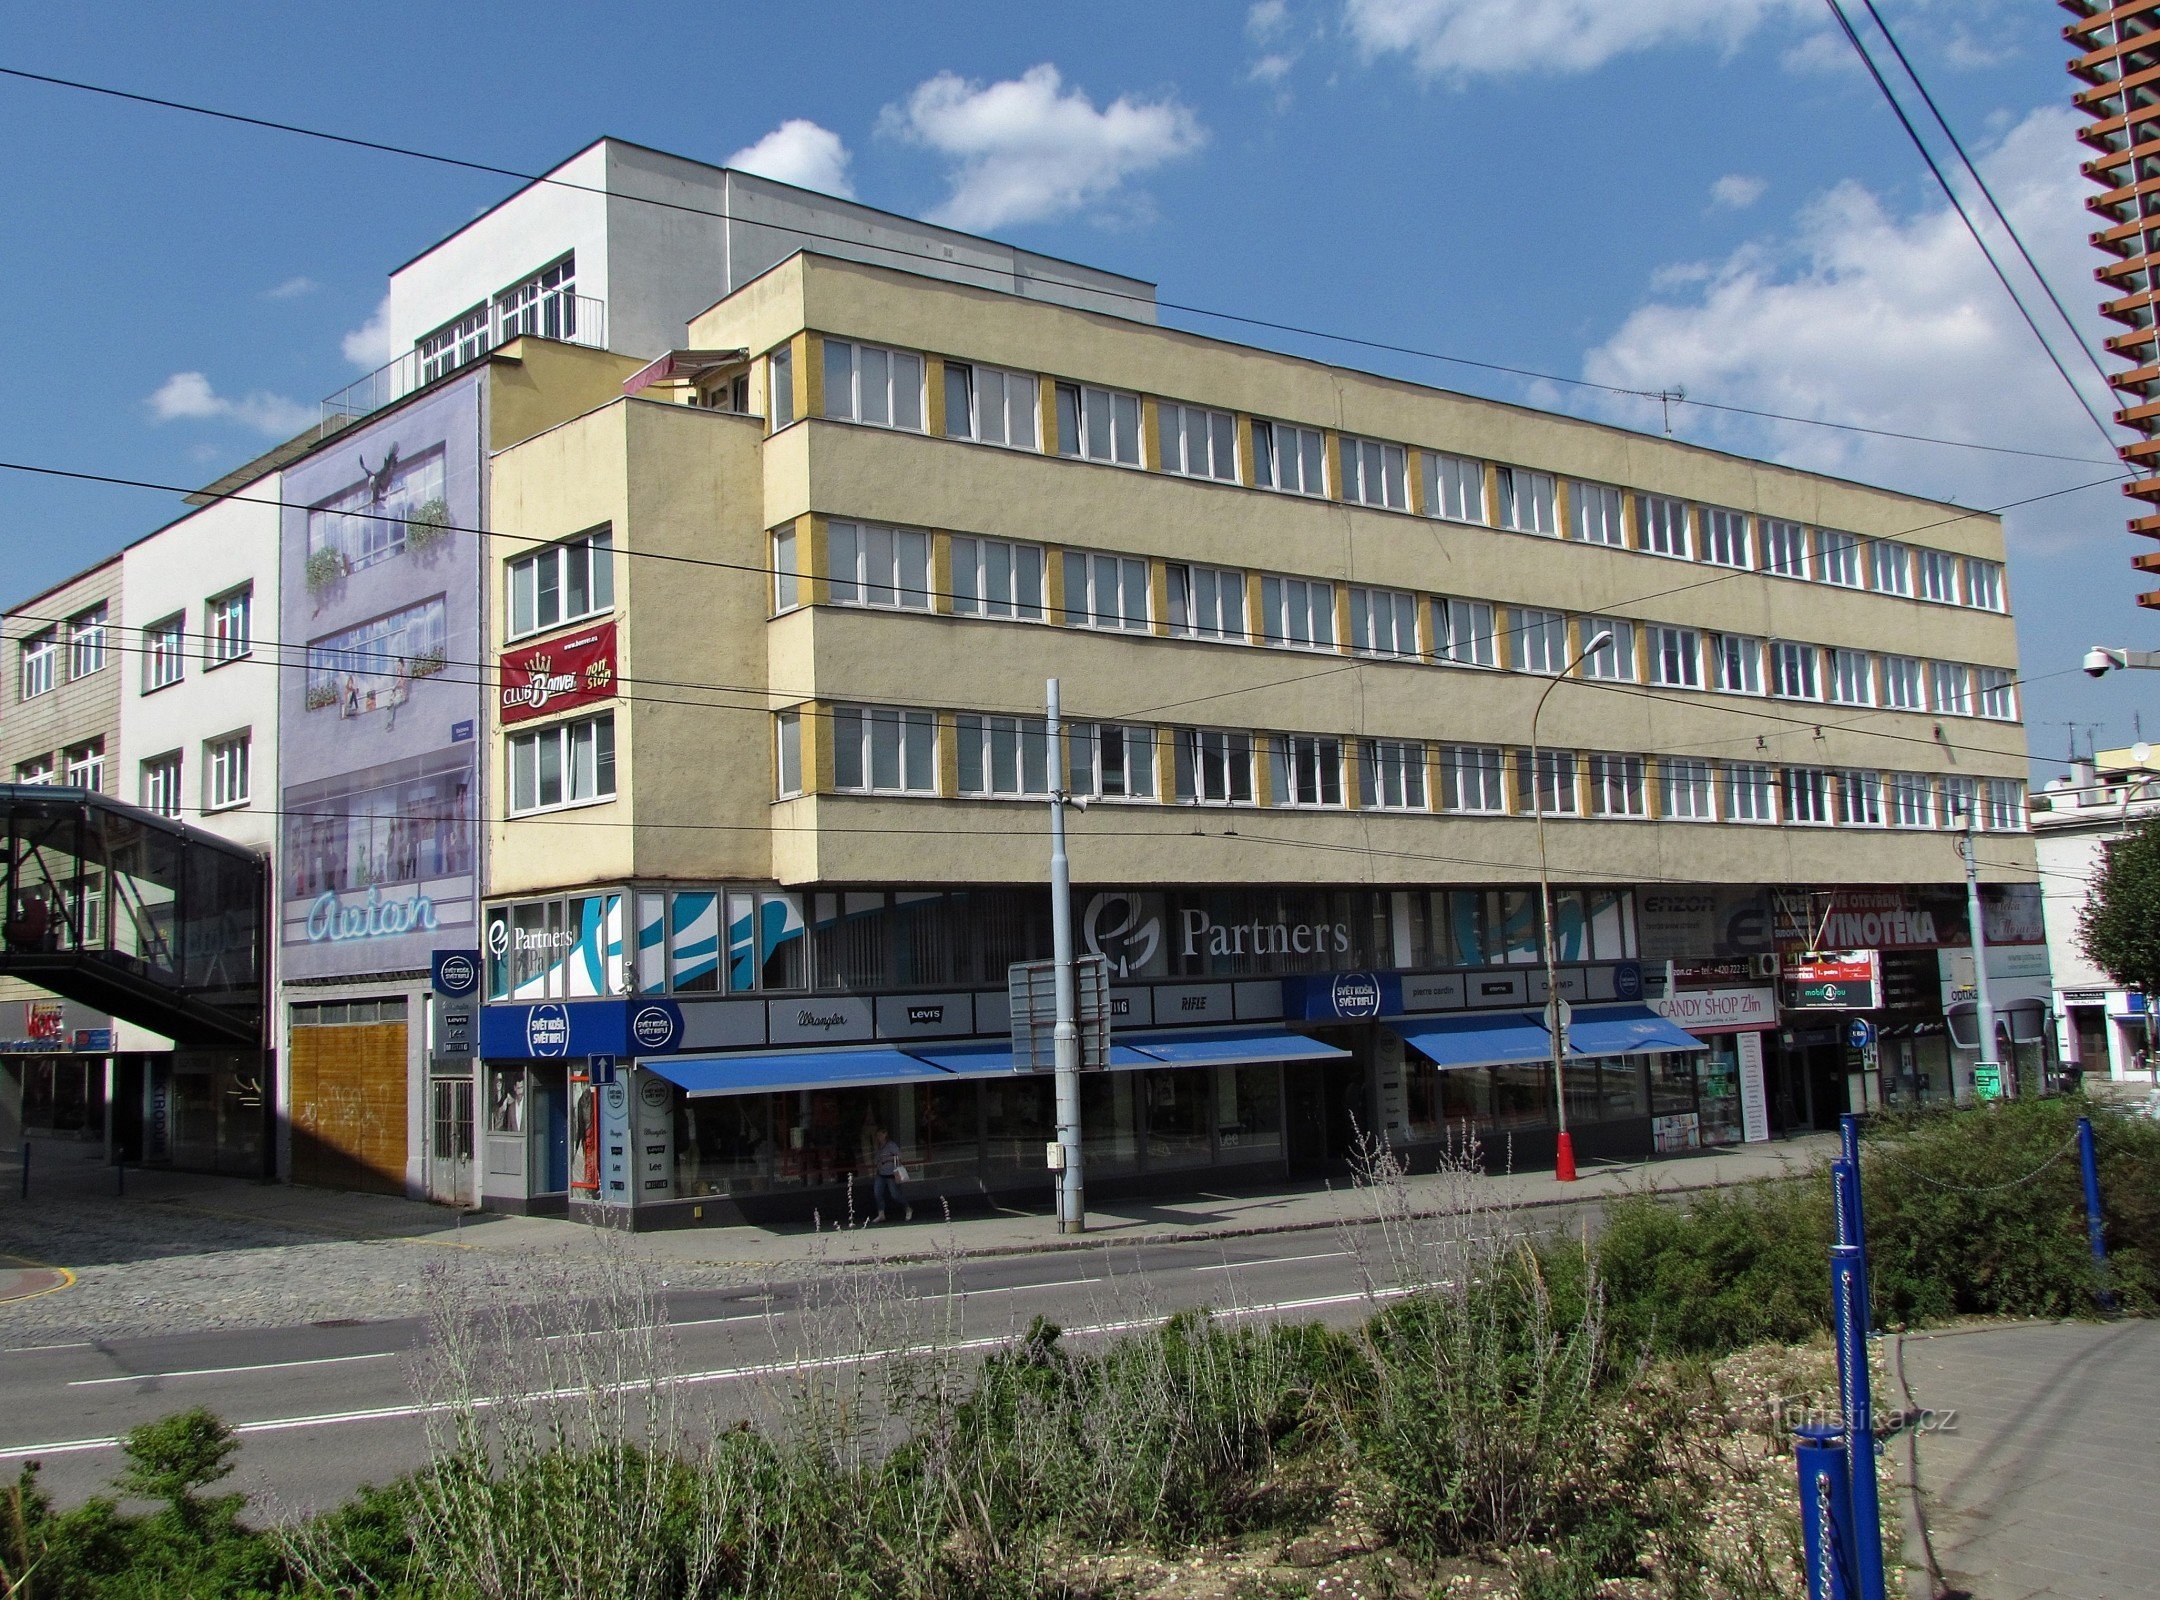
(1, 1209), (1576, 1519)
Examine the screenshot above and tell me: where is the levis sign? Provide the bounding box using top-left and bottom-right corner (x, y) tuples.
(500, 622), (617, 725)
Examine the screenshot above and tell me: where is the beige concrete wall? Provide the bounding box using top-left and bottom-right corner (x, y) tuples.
(487, 338), (648, 454)
(1, 560), (124, 789)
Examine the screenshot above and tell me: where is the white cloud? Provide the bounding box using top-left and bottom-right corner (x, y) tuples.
(1248, 0), (1291, 40)
(1580, 106), (2123, 555)
(147, 371), (315, 438)
(726, 119), (856, 198)
(882, 64), (1206, 231)
(341, 294), (392, 369)
(264, 275), (319, 300)
(1340, 0), (1815, 81)
(1710, 173), (1767, 210)
(1249, 52), (1297, 84)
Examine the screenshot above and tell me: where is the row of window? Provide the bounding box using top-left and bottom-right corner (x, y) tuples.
(138, 733), (254, 817)
(772, 336), (2009, 612)
(14, 738), (105, 792)
(507, 711), (616, 816)
(418, 255), (579, 384)
(777, 704), (2029, 831)
(142, 586), (254, 693)
(16, 604), (108, 701)
(774, 521), (2021, 722)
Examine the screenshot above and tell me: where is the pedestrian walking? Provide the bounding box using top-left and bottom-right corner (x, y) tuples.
(870, 1126), (911, 1223)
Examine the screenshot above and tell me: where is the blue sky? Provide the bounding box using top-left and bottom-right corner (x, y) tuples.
(1, 0), (2152, 771)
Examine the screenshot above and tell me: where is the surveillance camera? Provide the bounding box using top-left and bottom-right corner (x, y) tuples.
(2085, 646), (2117, 679)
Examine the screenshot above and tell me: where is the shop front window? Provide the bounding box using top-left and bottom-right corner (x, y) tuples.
(983, 1075), (1055, 1183)
(487, 1068), (525, 1134)
(1081, 1074), (1139, 1175)
(1214, 1064), (1282, 1164)
(1144, 1070), (1212, 1170)
(1696, 1039), (1742, 1146)
(1490, 1062), (1550, 1130)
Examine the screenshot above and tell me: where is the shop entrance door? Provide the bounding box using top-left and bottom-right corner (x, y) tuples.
(428, 1076), (474, 1207)
(1284, 1062), (1329, 1175)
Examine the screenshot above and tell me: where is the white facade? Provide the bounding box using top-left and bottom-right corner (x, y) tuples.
(2030, 753), (2160, 1081)
(384, 138), (1158, 372)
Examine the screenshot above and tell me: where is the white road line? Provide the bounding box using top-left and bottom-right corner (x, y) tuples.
(3, 1341), (93, 1354)
(952, 1277), (1102, 1296)
(0, 1286), (1410, 1461)
(1190, 1250), (1350, 1273)
(68, 1352), (397, 1387)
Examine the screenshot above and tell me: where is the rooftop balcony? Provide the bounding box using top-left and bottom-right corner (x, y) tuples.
(322, 291), (607, 426)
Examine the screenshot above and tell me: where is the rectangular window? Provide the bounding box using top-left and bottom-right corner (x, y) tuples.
(68, 605), (108, 679)
(507, 528), (615, 638)
(1066, 550), (1152, 632)
(1722, 762), (1777, 823)
(1701, 507), (1751, 569)
(1440, 745), (1506, 812)
(1260, 575), (1336, 651)
(1872, 540), (1914, 597)
(1067, 722), (1157, 799)
(944, 362), (1039, 450)
(1914, 547), (1959, 604)
(1939, 776), (1978, 829)
(1661, 757), (1715, 820)
(1975, 666), (2016, 720)
(772, 525), (800, 612)
(205, 732), (251, 810)
(63, 738), (105, 792)
(1828, 648), (1874, 707)
(1581, 618), (1634, 681)
(1761, 518), (1809, 578)
(419, 305), (488, 384)
(1837, 769), (1883, 827)
(1340, 436), (1408, 509)
(829, 522), (933, 610)
(1572, 481), (1626, 546)
(1930, 661), (1973, 717)
(1648, 625), (1702, 689)
(1251, 419), (1326, 496)
(1815, 528), (1863, 587)
(15, 757), (53, 786)
(1514, 749), (1578, 815)
(143, 613), (185, 691)
(956, 714), (1052, 798)
(19, 629), (55, 700)
(1510, 607), (1567, 675)
(1588, 753), (1647, 817)
(1772, 641), (1822, 701)
(823, 339), (925, 431)
(1156, 402), (1238, 482)
(1882, 655), (1926, 711)
(1425, 452), (1485, 523)
(1781, 767), (1833, 824)
(140, 753), (182, 819)
(1434, 598), (1498, 667)
(1496, 466), (1557, 534)
(1887, 773), (1934, 828)
(831, 706), (938, 795)
(1348, 586), (1420, 658)
(951, 536), (1046, 621)
(507, 712), (617, 813)
(1173, 728), (1254, 805)
(1639, 495), (1690, 558)
(1964, 558), (2005, 611)
(1982, 778), (2025, 832)
(1359, 739), (1426, 810)
(205, 587), (251, 666)
(1055, 381), (1141, 465)
(775, 710), (803, 798)
(1271, 734), (1344, 807)
(769, 344), (795, 429)
(1167, 563), (1246, 642)
(492, 255), (576, 342)
(1708, 633), (1763, 695)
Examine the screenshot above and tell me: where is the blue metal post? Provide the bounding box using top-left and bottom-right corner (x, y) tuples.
(2077, 1116), (2115, 1311)
(1833, 1243), (1887, 1600)
(1795, 1422), (1857, 1600)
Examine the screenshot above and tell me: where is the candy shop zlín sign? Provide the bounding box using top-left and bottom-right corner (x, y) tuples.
(499, 623), (616, 725)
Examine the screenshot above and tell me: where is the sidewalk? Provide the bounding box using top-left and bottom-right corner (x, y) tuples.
(1896, 1319), (2160, 1600)
(2, 1133), (1834, 1342)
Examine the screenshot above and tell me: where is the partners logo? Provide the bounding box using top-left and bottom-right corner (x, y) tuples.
(1083, 892), (1162, 978)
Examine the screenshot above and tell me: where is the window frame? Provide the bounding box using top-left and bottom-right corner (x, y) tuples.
(1587, 753), (1648, 818)
(143, 612), (186, 693)
(1440, 744), (1506, 813)
(62, 738), (105, 792)
(1759, 519), (1809, 579)
(1339, 435), (1409, 510)
(1647, 625), (1703, 689)
(1055, 380), (1142, 466)
(18, 629), (55, 701)
(1434, 598), (1499, 668)
(828, 521), (934, 612)
(507, 711), (618, 815)
(1173, 727), (1255, 806)
(1772, 640), (1823, 702)
(1348, 585), (1421, 659)
(1251, 419), (1327, 497)
(1571, 481), (1626, 547)
(1881, 655), (1927, 711)
(67, 605), (108, 680)
(1270, 733), (1345, 808)
(1708, 632), (1763, 696)
(950, 535), (1047, 622)
(955, 714), (1052, 799)
(1495, 466), (1557, 535)
(1067, 722), (1158, 801)
(1425, 452), (1486, 524)
(1828, 648), (1874, 708)
(1156, 401), (1239, 483)
(1359, 738), (1427, 811)
(204, 585), (252, 668)
(1166, 563), (1247, 642)
(1660, 757), (1715, 821)
(506, 528), (616, 641)
(1510, 607), (1568, 676)
(1259, 574), (1336, 652)
(1639, 495), (1691, 560)
(831, 705), (940, 797)
(140, 751), (183, 819)
(1723, 762), (1778, 824)
(1581, 618), (1635, 682)
(944, 361), (1040, 451)
(1815, 528), (1863, 587)
(204, 731), (252, 812)
(823, 338), (926, 432)
(1066, 550), (1153, 633)
(775, 709), (803, 799)
(1700, 506), (1751, 570)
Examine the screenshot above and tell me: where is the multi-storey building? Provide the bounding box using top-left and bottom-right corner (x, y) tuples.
(470, 248), (2043, 1226)
(2032, 745), (2160, 1079)
(2065, 0), (2160, 605)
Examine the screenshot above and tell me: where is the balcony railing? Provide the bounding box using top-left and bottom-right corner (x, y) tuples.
(322, 292), (608, 426)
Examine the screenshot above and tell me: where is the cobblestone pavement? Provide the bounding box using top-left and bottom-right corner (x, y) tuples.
(1900, 1319), (2160, 1600)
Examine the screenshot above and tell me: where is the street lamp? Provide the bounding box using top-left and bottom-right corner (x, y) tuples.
(1532, 627), (1612, 1184)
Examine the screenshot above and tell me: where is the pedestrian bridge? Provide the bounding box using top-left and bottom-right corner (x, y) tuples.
(0, 785), (265, 1048)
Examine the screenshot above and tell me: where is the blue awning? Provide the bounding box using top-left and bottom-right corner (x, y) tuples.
(649, 1047), (945, 1097)
(1563, 1005), (1706, 1058)
(1393, 1013), (1553, 1071)
(1120, 1028), (1350, 1069)
(902, 1040), (1157, 1075)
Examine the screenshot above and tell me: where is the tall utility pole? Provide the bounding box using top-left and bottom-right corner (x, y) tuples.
(1959, 805), (2004, 1099)
(1046, 677), (1084, 1233)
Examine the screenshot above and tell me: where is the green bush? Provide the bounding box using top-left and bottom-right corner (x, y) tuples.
(1592, 1182), (1835, 1358)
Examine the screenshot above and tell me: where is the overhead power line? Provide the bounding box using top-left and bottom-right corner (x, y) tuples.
(0, 62), (2130, 474)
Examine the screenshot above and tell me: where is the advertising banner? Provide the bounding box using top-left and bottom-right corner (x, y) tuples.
(1649, 985), (1778, 1034)
(1786, 951), (1882, 1011)
(278, 376), (485, 980)
(499, 621), (617, 725)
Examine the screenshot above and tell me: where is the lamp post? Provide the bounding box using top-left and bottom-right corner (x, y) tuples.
(1533, 627), (1613, 1184)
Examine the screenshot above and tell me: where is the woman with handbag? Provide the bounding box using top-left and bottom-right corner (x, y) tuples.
(870, 1126), (912, 1223)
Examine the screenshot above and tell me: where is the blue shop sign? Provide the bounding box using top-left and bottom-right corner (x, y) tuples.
(1283, 971), (1404, 1021)
(480, 997), (684, 1060)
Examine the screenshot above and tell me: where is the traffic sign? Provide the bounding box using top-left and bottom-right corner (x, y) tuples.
(1543, 997), (1574, 1039)
(588, 1053), (618, 1085)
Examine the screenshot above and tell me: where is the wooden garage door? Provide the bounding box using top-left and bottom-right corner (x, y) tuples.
(289, 1022), (408, 1193)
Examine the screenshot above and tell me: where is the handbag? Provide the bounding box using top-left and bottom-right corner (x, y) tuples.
(893, 1164), (911, 1183)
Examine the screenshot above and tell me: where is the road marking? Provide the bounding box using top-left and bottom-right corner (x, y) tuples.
(2, 1340), (94, 1354)
(951, 1277), (1102, 1296)
(68, 1352), (397, 1387)
(1191, 1250), (1349, 1273)
(0, 1285), (1412, 1461)
(0, 1254), (77, 1307)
